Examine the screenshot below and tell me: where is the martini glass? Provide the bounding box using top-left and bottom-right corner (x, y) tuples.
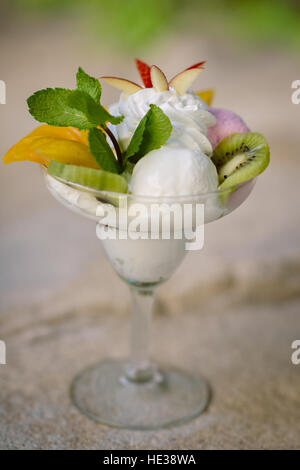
(43, 167), (255, 429)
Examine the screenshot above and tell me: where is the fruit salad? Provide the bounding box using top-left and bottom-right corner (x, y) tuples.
(3, 60), (270, 199)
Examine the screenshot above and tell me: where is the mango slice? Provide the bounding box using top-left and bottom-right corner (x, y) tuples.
(2, 125), (98, 169)
(28, 125), (89, 146)
(195, 89), (214, 106)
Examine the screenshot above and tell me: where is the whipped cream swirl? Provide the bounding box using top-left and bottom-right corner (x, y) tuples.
(109, 88), (216, 156)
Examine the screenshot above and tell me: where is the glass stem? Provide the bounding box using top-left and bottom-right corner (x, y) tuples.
(125, 287), (155, 383)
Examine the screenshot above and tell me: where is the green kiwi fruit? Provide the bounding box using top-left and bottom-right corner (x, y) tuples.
(212, 132), (270, 190)
(48, 161), (128, 194)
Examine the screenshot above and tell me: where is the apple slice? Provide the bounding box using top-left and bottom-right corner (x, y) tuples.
(150, 65), (168, 92)
(169, 62), (205, 96)
(186, 61), (206, 70)
(101, 76), (142, 95)
(135, 59), (152, 88)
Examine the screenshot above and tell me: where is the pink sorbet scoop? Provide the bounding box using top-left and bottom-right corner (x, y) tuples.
(207, 108), (249, 149)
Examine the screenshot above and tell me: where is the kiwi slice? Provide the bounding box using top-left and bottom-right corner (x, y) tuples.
(212, 132), (270, 190)
(48, 161), (128, 194)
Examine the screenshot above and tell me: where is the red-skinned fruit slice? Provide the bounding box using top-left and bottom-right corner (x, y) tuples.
(135, 59), (152, 88)
(101, 77), (142, 95)
(169, 61), (205, 96)
(185, 61), (206, 70)
(150, 65), (168, 92)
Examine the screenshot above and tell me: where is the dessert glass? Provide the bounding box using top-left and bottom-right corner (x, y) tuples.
(43, 166), (255, 429)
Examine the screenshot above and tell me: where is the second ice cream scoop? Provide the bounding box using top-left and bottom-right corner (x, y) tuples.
(130, 146), (219, 197)
(207, 108), (249, 149)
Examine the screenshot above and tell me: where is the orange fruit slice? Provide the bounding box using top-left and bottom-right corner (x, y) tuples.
(195, 89), (214, 106)
(28, 125), (89, 146)
(2, 125), (98, 169)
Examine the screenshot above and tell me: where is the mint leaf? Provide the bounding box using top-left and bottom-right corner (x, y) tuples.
(27, 87), (124, 130)
(88, 128), (120, 174)
(67, 90), (106, 126)
(100, 107), (124, 126)
(139, 104), (172, 156)
(68, 90), (123, 126)
(125, 112), (148, 160)
(76, 67), (101, 103)
(27, 88), (96, 129)
(125, 104), (172, 163)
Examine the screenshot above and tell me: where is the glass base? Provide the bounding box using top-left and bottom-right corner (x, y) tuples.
(70, 359), (210, 430)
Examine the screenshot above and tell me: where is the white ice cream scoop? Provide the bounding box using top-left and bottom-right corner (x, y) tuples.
(130, 146), (219, 197)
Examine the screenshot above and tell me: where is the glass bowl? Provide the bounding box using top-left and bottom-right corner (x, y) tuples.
(42, 166), (256, 429)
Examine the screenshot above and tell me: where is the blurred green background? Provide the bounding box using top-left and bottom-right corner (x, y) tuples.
(5, 0), (300, 52)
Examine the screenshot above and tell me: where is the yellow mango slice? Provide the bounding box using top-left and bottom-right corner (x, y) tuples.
(3, 125), (99, 169)
(28, 125), (89, 146)
(195, 89), (214, 106)
(3, 135), (99, 169)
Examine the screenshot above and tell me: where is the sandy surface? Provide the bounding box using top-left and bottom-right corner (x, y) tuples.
(0, 19), (300, 449)
(1, 296), (300, 449)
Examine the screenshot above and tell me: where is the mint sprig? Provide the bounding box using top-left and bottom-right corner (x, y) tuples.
(27, 68), (123, 130)
(27, 88), (95, 130)
(27, 67), (124, 173)
(125, 104), (172, 164)
(26, 67), (173, 177)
